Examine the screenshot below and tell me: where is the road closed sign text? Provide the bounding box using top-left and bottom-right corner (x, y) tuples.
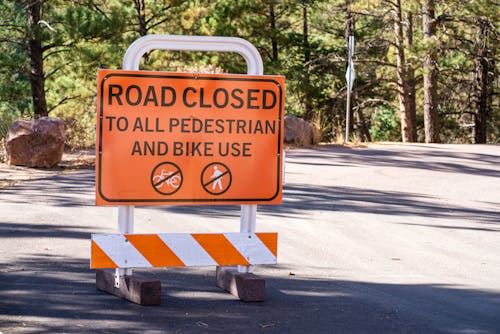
(96, 70), (284, 205)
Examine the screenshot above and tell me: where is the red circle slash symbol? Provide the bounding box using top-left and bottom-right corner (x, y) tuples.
(201, 162), (232, 195)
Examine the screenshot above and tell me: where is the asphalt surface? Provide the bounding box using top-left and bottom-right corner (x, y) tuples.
(1, 143), (499, 334)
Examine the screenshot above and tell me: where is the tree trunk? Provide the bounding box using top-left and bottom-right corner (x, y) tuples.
(269, 3), (278, 63)
(356, 106), (372, 142)
(393, 0), (415, 142)
(404, 11), (417, 142)
(473, 18), (493, 144)
(133, 0), (149, 62)
(26, 0), (48, 117)
(134, 0), (147, 36)
(422, 0), (440, 143)
(302, 3), (313, 121)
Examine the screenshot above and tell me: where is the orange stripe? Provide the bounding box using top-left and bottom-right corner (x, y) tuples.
(192, 234), (250, 266)
(256, 233), (278, 257)
(91, 240), (118, 269)
(125, 234), (185, 267)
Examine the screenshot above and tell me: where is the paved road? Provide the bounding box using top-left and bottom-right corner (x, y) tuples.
(1, 143), (499, 333)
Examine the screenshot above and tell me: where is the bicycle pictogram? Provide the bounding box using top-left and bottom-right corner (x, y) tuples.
(153, 169), (181, 189)
(151, 162), (183, 195)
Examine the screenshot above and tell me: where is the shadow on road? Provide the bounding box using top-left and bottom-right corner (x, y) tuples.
(1, 255), (500, 334)
(0, 222), (94, 240)
(0, 170), (94, 207)
(158, 182), (500, 226)
(287, 145), (500, 178)
(1, 167), (498, 227)
(262, 183), (500, 225)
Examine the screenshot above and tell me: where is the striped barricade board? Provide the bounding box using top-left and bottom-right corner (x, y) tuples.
(91, 232), (277, 269)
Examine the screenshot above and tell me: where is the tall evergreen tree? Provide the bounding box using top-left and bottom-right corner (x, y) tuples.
(422, 0), (440, 143)
(0, 1), (125, 118)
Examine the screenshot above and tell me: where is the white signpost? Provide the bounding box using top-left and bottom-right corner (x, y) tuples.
(345, 35), (355, 143)
(93, 35), (283, 305)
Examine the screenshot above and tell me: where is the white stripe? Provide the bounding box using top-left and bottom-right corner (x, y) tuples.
(158, 234), (217, 266)
(92, 234), (151, 268)
(224, 233), (276, 265)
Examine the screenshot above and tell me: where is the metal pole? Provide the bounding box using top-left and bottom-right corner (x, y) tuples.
(344, 35), (355, 143)
(116, 206), (133, 283)
(345, 88), (351, 143)
(238, 205), (257, 273)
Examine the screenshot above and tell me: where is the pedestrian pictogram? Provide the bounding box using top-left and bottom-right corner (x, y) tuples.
(201, 162), (232, 195)
(151, 162), (183, 195)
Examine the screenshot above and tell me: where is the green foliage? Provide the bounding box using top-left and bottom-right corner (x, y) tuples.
(370, 106), (401, 142)
(51, 103), (96, 148)
(0, 107), (18, 141)
(0, 2), (31, 123)
(0, 0), (498, 147)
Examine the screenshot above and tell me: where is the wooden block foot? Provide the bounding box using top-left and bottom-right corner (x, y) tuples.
(215, 266), (265, 302)
(95, 269), (161, 306)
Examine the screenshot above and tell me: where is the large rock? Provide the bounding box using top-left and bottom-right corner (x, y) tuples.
(284, 115), (320, 146)
(5, 117), (66, 168)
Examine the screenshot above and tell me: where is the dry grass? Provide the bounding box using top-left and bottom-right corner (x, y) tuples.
(0, 138), (5, 164)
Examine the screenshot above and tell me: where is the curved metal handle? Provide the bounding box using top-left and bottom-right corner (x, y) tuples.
(122, 35), (263, 75)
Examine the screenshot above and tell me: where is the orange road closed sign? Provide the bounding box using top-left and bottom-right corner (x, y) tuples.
(96, 70), (285, 205)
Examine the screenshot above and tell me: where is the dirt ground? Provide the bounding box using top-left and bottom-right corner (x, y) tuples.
(0, 143), (349, 189)
(0, 148), (95, 189)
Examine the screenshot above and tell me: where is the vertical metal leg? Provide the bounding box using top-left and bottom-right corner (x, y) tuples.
(238, 204), (257, 273)
(115, 205), (134, 287)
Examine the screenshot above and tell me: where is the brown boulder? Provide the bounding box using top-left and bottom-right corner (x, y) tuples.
(284, 115), (320, 146)
(5, 117), (66, 168)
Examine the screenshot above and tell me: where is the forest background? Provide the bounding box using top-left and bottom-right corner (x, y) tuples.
(0, 0), (498, 150)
